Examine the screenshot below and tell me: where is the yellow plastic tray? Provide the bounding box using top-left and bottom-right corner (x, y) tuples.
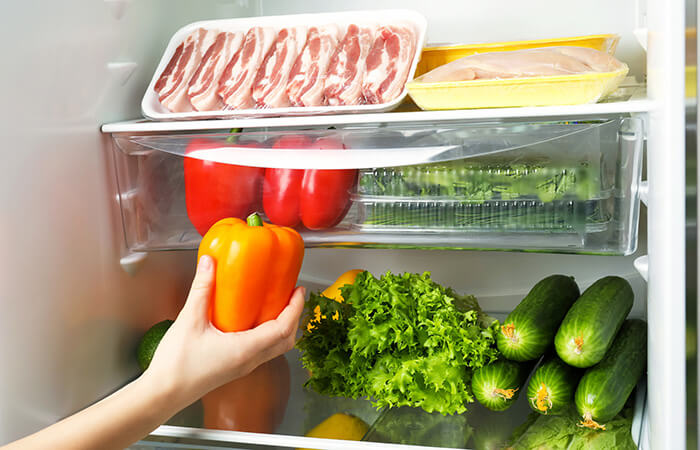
(406, 66), (629, 110)
(415, 34), (620, 76)
(687, 66), (697, 99)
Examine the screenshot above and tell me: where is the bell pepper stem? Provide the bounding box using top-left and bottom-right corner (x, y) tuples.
(247, 213), (264, 227)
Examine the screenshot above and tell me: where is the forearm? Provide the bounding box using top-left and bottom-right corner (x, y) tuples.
(4, 373), (187, 450)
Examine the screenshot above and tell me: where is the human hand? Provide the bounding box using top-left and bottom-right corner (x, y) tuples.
(142, 254), (305, 409)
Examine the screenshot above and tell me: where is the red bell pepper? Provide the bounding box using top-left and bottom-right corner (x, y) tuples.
(263, 135), (357, 230)
(184, 138), (264, 236)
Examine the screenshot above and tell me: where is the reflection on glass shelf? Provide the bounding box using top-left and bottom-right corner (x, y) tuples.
(140, 347), (644, 450)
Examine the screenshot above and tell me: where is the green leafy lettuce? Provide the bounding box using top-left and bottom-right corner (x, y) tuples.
(297, 271), (500, 415)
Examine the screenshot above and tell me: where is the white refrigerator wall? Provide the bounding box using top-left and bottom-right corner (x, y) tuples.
(0, 0), (651, 446)
(0, 0), (260, 443)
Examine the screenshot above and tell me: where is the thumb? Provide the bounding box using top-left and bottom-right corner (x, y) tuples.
(182, 255), (216, 321)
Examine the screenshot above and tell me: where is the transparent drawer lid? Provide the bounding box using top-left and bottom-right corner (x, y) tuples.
(116, 119), (617, 170)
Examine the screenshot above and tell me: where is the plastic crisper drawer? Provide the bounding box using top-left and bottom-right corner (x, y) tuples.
(109, 117), (642, 255)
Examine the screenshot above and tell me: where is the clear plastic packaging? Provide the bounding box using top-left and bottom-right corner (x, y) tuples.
(109, 117), (642, 255)
(142, 10), (427, 121)
(407, 46), (628, 110)
(415, 34), (620, 77)
(355, 157), (607, 233)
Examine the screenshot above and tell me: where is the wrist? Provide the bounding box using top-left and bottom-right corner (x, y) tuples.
(138, 367), (213, 415)
(136, 369), (186, 417)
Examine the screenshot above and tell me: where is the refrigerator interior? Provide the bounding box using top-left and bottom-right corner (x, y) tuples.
(0, 0), (688, 449)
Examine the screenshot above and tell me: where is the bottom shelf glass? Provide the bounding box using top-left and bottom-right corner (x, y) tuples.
(137, 347), (646, 450)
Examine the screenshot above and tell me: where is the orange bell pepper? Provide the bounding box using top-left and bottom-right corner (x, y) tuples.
(197, 213), (304, 332)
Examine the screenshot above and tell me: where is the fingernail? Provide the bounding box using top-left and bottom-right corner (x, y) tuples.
(300, 286), (307, 297)
(199, 255), (212, 271)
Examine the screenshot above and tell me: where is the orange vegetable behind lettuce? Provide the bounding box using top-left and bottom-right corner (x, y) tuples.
(321, 269), (364, 302)
(308, 270), (364, 333)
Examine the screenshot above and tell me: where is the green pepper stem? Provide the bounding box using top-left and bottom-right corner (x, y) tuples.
(247, 213), (263, 227)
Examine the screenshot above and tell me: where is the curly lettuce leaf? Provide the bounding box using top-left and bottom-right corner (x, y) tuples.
(298, 271), (500, 415)
(297, 292), (361, 397)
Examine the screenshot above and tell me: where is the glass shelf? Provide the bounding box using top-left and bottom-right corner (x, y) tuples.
(134, 346), (646, 450)
(102, 84), (649, 134)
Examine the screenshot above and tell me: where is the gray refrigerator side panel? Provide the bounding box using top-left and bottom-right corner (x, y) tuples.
(0, 0), (259, 443)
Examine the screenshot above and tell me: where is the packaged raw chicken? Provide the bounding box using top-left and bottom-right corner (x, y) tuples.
(417, 46), (625, 82)
(407, 46), (629, 110)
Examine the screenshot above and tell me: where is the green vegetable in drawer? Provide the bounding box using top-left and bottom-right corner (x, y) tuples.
(358, 157), (601, 203)
(554, 276), (634, 368)
(356, 198), (610, 232)
(497, 274), (580, 361)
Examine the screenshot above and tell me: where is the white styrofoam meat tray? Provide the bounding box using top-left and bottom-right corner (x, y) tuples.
(142, 9), (428, 121)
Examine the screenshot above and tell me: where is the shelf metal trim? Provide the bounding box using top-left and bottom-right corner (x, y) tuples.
(102, 99), (654, 134)
(145, 425), (459, 450)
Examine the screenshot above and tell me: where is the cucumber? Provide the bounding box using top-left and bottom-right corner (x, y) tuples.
(526, 354), (580, 415)
(472, 359), (534, 411)
(554, 276), (633, 368)
(575, 319), (647, 429)
(496, 275), (580, 362)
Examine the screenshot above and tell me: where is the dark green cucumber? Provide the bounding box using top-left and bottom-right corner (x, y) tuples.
(554, 276), (633, 368)
(472, 359), (534, 411)
(496, 275), (580, 362)
(526, 354), (580, 415)
(575, 319), (646, 429)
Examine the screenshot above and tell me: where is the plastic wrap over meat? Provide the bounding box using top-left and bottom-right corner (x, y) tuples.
(416, 46), (626, 83)
(324, 24), (376, 105)
(155, 28), (218, 112)
(287, 25), (341, 107)
(188, 31), (244, 111)
(218, 27), (276, 109)
(362, 24), (417, 104)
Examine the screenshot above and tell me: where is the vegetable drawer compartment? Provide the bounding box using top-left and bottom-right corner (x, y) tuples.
(108, 117), (642, 254)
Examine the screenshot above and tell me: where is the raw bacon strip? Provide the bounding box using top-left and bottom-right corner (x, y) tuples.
(187, 31), (244, 111)
(252, 27), (308, 108)
(324, 24), (376, 106)
(155, 28), (218, 112)
(362, 25), (416, 104)
(218, 27), (276, 110)
(287, 25), (340, 107)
